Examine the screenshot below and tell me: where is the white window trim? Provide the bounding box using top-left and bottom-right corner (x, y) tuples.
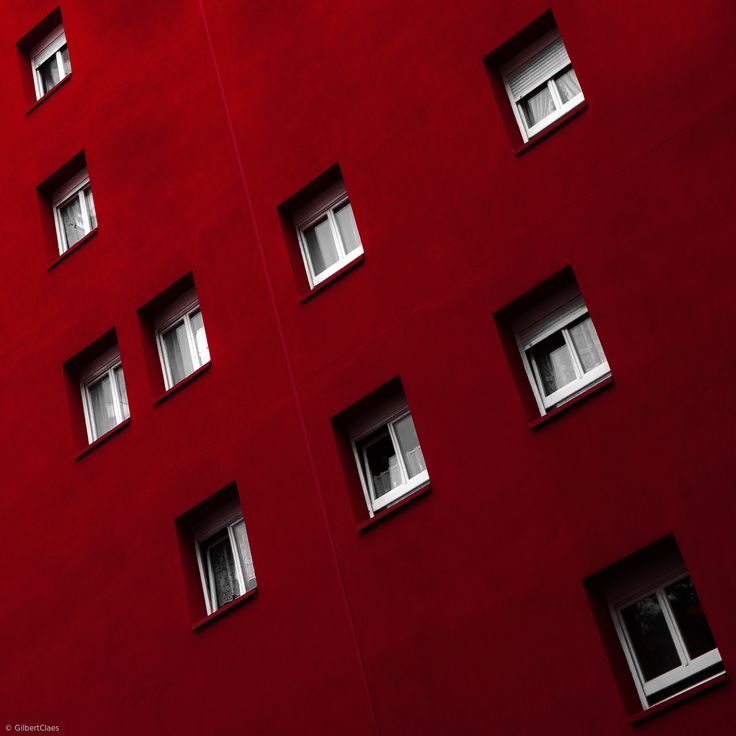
(513, 287), (610, 415)
(30, 24), (69, 100)
(500, 29), (584, 143)
(349, 395), (429, 517)
(51, 167), (95, 255)
(608, 567), (723, 709)
(294, 181), (364, 288)
(154, 289), (209, 390)
(79, 346), (128, 444)
(192, 498), (256, 616)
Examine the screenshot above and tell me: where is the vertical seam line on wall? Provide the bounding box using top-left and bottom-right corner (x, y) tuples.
(195, 3), (383, 735)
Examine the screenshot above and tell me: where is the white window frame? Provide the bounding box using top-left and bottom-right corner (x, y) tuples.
(513, 284), (610, 416)
(608, 565), (723, 709)
(52, 167), (96, 255)
(349, 394), (429, 517)
(154, 289), (210, 391)
(501, 29), (584, 143)
(294, 180), (364, 288)
(192, 498), (257, 616)
(30, 24), (70, 100)
(79, 346), (129, 444)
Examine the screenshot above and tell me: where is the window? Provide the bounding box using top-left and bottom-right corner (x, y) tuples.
(599, 541), (724, 709)
(52, 167), (97, 254)
(501, 28), (584, 143)
(79, 346), (129, 444)
(192, 498), (257, 616)
(513, 283), (610, 414)
(30, 24), (71, 100)
(154, 288), (210, 390)
(349, 393), (429, 515)
(294, 180), (363, 288)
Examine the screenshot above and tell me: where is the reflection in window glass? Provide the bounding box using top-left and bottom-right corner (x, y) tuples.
(665, 577), (717, 660)
(621, 594), (681, 681)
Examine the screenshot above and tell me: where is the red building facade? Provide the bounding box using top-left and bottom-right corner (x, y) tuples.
(2, 1), (735, 733)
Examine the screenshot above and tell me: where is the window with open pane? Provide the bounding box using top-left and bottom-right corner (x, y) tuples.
(155, 290), (210, 390)
(351, 398), (429, 515)
(295, 181), (363, 288)
(52, 169), (97, 254)
(193, 500), (257, 616)
(514, 285), (610, 415)
(30, 24), (71, 100)
(80, 348), (129, 444)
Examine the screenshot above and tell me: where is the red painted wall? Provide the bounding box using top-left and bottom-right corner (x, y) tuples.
(1, 1), (735, 733)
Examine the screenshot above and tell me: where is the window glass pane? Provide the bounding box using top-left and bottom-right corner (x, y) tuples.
(393, 414), (426, 480)
(304, 218), (339, 276)
(84, 187), (97, 230)
(568, 316), (605, 373)
(520, 85), (556, 127)
(162, 320), (194, 385)
(334, 201), (361, 254)
(60, 195), (85, 249)
(555, 66), (581, 103)
(529, 331), (577, 396)
(232, 520), (257, 592)
(189, 310), (210, 366)
(38, 55), (60, 94)
(88, 374), (116, 439)
(114, 365), (129, 420)
(665, 577), (717, 660)
(207, 537), (240, 610)
(359, 428), (402, 499)
(60, 45), (71, 75)
(621, 594), (682, 681)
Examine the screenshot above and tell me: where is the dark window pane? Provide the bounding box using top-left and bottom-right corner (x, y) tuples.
(38, 56), (60, 93)
(621, 594), (681, 681)
(665, 577), (717, 659)
(359, 428), (401, 499)
(528, 331), (576, 396)
(207, 537), (240, 609)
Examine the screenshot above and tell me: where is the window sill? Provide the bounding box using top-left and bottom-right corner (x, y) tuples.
(529, 375), (613, 429)
(357, 483), (431, 532)
(629, 672), (728, 725)
(48, 227), (99, 270)
(300, 254), (365, 303)
(513, 101), (587, 156)
(153, 362), (211, 406)
(192, 587), (258, 631)
(75, 418), (130, 460)
(26, 73), (73, 114)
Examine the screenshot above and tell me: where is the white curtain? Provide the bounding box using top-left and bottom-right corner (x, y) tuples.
(393, 415), (426, 478)
(233, 520), (257, 592)
(61, 196), (85, 247)
(190, 311), (210, 365)
(114, 366), (129, 419)
(84, 187), (97, 229)
(523, 86), (556, 127)
(334, 202), (361, 254)
(163, 321), (193, 384)
(555, 68), (581, 103)
(89, 375), (116, 437)
(305, 218), (339, 275)
(569, 318), (604, 373)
